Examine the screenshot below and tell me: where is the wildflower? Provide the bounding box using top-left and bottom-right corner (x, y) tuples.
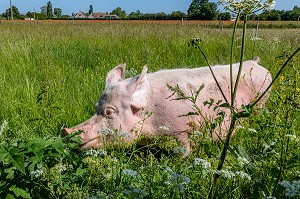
(30, 169), (44, 178)
(85, 149), (98, 157)
(159, 125), (169, 132)
(0, 120), (8, 135)
(214, 169), (236, 179)
(248, 128), (257, 133)
(265, 196), (276, 199)
(166, 172), (191, 192)
(164, 167), (173, 173)
(99, 128), (115, 135)
(285, 134), (297, 140)
(279, 75), (284, 83)
(173, 146), (189, 155)
(237, 156), (250, 166)
(236, 125), (245, 129)
(219, 0), (276, 14)
(85, 149), (107, 157)
(123, 185), (148, 199)
(122, 169), (138, 177)
(99, 128), (131, 138)
(235, 171), (251, 180)
(250, 37), (262, 41)
(193, 158), (211, 168)
(279, 180), (300, 197)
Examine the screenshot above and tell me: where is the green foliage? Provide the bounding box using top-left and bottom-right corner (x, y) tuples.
(110, 7), (127, 19)
(2, 6), (23, 20)
(187, 0), (218, 20)
(0, 22), (299, 198)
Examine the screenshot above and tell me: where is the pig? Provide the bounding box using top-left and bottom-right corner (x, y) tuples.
(63, 58), (272, 154)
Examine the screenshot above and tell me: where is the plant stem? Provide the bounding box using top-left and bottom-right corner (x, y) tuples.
(230, 11), (241, 106)
(232, 15), (247, 107)
(208, 115), (237, 199)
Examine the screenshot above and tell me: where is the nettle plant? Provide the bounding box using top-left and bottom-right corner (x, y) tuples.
(170, 0), (299, 198)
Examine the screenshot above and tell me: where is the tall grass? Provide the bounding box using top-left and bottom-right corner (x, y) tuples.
(0, 22), (299, 198)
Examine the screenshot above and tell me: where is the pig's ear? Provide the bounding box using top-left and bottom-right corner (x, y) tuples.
(106, 64), (126, 86)
(128, 66), (151, 110)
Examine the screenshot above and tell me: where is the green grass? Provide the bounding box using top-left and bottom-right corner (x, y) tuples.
(0, 22), (299, 198)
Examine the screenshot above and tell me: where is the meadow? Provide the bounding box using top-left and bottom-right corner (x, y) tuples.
(0, 21), (299, 198)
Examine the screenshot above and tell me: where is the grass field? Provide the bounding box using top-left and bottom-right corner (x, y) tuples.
(0, 21), (299, 198)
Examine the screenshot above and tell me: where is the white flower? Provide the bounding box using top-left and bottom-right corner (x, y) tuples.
(219, 0), (276, 14)
(214, 169), (236, 179)
(30, 169), (44, 178)
(279, 180), (300, 197)
(159, 125), (169, 131)
(235, 171), (251, 180)
(236, 125), (245, 129)
(193, 158), (211, 168)
(166, 172), (191, 192)
(237, 156), (250, 166)
(0, 120), (8, 135)
(85, 149), (107, 157)
(173, 146), (189, 155)
(123, 185), (148, 199)
(248, 128), (257, 133)
(285, 134), (297, 140)
(122, 169), (138, 177)
(265, 196), (276, 199)
(250, 37), (262, 41)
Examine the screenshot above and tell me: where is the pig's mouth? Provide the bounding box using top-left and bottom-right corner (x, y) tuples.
(80, 134), (103, 149)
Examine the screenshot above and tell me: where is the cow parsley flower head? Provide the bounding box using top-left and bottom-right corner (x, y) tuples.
(219, 0), (276, 14)
(165, 172), (191, 192)
(279, 180), (300, 197)
(30, 169), (45, 178)
(122, 169), (138, 177)
(123, 185), (148, 199)
(0, 120), (8, 135)
(193, 158), (211, 168)
(173, 146), (189, 155)
(237, 156), (250, 166)
(85, 149), (107, 157)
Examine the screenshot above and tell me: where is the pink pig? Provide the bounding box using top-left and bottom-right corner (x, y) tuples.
(63, 58), (272, 154)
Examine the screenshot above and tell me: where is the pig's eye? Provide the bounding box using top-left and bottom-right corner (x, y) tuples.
(104, 107), (116, 116)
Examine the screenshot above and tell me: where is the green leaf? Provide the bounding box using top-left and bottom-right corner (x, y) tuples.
(5, 194), (15, 199)
(195, 83), (205, 100)
(0, 147), (9, 162)
(8, 150), (25, 174)
(9, 185), (31, 199)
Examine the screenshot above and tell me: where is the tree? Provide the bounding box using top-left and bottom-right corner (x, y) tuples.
(3, 6), (22, 19)
(40, 6), (47, 16)
(187, 0), (218, 20)
(129, 10), (143, 19)
(47, 1), (53, 18)
(170, 11), (187, 20)
(54, 8), (62, 18)
(218, 12), (231, 20)
(110, 7), (127, 19)
(89, 5), (93, 15)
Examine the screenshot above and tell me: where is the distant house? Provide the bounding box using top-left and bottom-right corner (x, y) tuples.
(104, 14), (118, 19)
(25, 18), (35, 20)
(73, 10), (119, 19)
(89, 12), (107, 19)
(74, 11), (86, 18)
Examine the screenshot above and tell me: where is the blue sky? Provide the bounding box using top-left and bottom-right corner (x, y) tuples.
(0, 0), (299, 15)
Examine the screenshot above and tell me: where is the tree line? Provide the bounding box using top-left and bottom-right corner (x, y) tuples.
(1, 0), (300, 21)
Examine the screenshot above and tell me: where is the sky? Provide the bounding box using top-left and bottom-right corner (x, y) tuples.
(0, 0), (299, 16)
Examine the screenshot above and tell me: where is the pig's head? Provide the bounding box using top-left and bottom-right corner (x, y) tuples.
(63, 64), (151, 149)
